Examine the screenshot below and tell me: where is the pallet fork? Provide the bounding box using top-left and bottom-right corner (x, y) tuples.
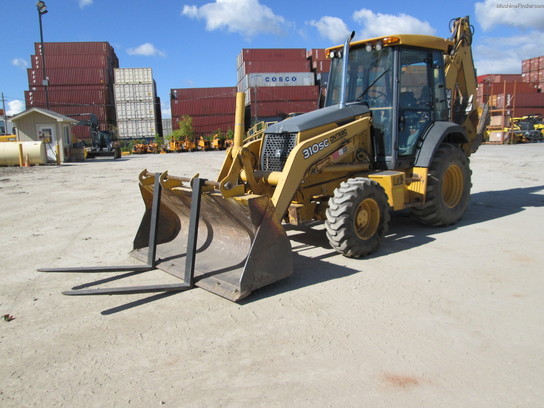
(38, 173), (206, 297)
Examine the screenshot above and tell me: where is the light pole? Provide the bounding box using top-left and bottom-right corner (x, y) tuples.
(36, 1), (49, 110)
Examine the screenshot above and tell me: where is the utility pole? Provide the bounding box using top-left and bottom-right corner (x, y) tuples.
(36, 1), (49, 110)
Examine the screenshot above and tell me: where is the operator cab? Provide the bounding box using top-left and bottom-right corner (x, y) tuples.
(325, 36), (450, 170)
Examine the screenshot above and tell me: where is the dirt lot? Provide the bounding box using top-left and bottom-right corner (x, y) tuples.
(1, 144), (543, 407)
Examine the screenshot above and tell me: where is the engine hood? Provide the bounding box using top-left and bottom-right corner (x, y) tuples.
(265, 103), (369, 134)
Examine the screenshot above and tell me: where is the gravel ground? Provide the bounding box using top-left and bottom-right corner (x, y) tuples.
(1, 144), (543, 407)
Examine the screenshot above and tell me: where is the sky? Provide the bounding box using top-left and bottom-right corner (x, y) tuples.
(2, 0), (544, 118)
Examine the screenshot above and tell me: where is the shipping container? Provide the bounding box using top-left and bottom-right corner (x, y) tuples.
(25, 87), (112, 107)
(237, 60), (311, 82)
(116, 101), (156, 120)
(237, 72), (315, 93)
(114, 68), (153, 84)
(307, 48), (327, 61)
(312, 59), (331, 73)
(490, 92), (544, 108)
(114, 83), (156, 102)
(530, 57), (541, 72)
(477, 74), (523, 84)
(35, 42), (115, 56)
(171, 87), (237, 100)
(171, 97), (236, 116)
(28, 67), (112, 86)
(512, 92), (544, 107)
(237, 48), (307, 68)
(31, 54), (117, 70)
(249, 100), (318, 118)
(478, 81), (538, 98)
(530, 72), (539, 83)
(117, 119), (157, 139)
(246, 86), (319, 104)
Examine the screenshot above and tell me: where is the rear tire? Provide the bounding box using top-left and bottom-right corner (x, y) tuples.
(325, 178), (390, 258)
(410, 143), (471, 226)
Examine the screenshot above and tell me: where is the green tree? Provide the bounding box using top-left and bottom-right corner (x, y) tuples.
(177, 115), (195, 140)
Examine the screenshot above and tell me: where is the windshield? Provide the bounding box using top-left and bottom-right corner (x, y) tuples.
(325, 46), (394, 108)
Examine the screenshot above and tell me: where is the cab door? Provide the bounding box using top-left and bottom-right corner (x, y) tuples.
(395, 48), (448, 167)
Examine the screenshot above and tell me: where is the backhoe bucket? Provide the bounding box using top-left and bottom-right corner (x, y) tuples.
(131, 171), (293, 301)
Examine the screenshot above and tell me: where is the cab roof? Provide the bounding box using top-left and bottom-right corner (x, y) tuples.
(326, 34), (454, 55)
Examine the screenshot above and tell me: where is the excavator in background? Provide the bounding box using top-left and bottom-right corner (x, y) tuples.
(69, 113), (121, 159)
(42, 17), (487, 302)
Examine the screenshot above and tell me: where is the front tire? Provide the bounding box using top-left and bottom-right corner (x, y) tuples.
(325, 178), (390, 258)
(410, 143), (471, 226)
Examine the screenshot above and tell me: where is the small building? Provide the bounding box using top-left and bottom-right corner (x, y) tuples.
(11, 107), (78, 163)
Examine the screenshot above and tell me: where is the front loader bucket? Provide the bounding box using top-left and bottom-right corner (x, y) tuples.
(131, 172), (293, 301)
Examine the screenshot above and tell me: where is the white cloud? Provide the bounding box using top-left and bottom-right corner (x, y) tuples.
(182, 0), (287, 39)
(79, 0), (93, 9)
(127, 43), (166, 57)
(7, 100), (25, 116)
(475, 0), (544, 31)
(352, 9), (436, 39)
(474, 31), (544, 74)
(308, 16), (350, 43)
(12, 58), (28, 69)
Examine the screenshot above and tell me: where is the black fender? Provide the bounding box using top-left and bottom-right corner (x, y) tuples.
(414, 121), (468, 168)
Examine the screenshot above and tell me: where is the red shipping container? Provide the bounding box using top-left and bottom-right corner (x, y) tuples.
(313, 59), (331, 73)
(238, 48), (307, 67)
(514, 93), (544, 107)
(35, 42), (115, 56)
(480, 81), (537, 96)
(28, 67), (112, 86)
(249, 86), (320, 102)
(26, 87), (111, 107)
(171, 97), (236, 116)
(31, 54), (117, 69)
(171, 87), (236, 100)
(530, 72), (539, 83)
(477, 74), (523, 84)
(307, 49), (327, 61)
(530, 57), (540, 72)
(250, 100), (318, 117)
(240, 60), (310, 76)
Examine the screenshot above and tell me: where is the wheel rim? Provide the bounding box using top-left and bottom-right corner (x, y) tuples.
(354, 198), (380, 240)
(442, 164), (464, 208)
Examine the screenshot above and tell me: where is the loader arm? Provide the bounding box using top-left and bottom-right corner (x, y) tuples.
(444, 16), (481, 154)
(270, 116), (372, 223)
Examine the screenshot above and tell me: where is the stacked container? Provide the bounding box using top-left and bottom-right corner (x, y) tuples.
(307, 49), (331, 107)
(521, 55), (544, 91)
(477, 62), (544, 132)
(114, 68), (162, 140)
(25, 42), (118, 142)
(236, 48), (321, 123)
(170, 87), (237, 136)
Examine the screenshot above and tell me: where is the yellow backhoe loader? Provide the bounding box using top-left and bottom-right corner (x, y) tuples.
(41, 17), (487, 302)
